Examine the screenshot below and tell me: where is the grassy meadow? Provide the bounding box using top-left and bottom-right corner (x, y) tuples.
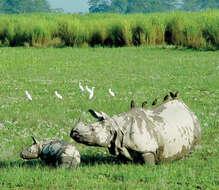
(0, 10), (219, 50)
(0, 46), (218, 189)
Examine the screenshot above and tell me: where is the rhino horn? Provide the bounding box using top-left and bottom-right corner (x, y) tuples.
(31, 136), (38, 144)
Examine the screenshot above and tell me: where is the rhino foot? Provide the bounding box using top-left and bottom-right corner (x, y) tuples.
(59, 156), (79, 169)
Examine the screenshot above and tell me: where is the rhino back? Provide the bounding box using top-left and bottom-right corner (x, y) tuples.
(40, 141), (70, 163)
(146, 100), (201, 161)
(121, 109), (159, 154)
(61, 144), (81, 168)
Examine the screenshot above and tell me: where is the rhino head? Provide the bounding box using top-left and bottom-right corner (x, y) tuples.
(20, 137), (41, 159)
(70, 110), (117, 148)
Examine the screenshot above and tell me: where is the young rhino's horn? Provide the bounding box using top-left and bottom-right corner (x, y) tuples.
(32, 136), (39, 144)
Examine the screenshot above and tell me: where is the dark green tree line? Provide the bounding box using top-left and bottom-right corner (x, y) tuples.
(88, 0), (219, 13)
(0, 0), (51, 14)
(183, 0), (219, 11)
(88, 0), (179, 13)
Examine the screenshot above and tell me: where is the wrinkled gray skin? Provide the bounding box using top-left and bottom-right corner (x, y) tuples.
(71, 100), (201, 165)
(21, 137), (80, 169)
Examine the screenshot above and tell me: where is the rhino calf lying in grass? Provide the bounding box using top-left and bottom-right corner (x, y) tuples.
(71, 99), (201, 165)
(21, 137), (80, 169)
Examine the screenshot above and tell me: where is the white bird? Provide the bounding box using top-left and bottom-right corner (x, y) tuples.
(86, 86), (95, 99)
(85, 85), (91, 93)
(25, 90), (32, 101)
(109, 88), (115, 97)
(79, 82), (84, 92)
(55, 91), (63, 99)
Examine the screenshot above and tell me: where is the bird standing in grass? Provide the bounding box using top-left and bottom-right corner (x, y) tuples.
(79, 82), (84, 92)
(55, 91), (63, 100)
(86, 86), (95, 100)
(109, 88), (115, 97)
(25, 90), (32, 101)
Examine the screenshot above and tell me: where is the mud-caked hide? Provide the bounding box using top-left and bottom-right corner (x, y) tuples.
(71, 100), (201, 164)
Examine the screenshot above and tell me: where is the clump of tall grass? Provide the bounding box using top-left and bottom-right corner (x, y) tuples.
(0, 10), (218, 50)
(104, 19), (132, 47)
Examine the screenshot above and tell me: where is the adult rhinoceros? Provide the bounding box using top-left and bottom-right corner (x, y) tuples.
(70, 99), (201, 165)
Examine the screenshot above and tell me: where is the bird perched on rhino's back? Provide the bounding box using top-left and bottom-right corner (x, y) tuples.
(21, 137), (80, 169)
(70, 99), (201, 165)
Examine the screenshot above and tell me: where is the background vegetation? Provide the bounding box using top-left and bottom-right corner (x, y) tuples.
(0, 0), (51, 14)
(0, 47), (218, 189)
(0, 10), (218, 50)
(88, 0), (219, 13)
(1, 0), (218, 14)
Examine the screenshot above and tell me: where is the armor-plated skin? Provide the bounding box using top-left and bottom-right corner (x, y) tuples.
(21, 137), (80, 169)
(71, 100), (201, 165)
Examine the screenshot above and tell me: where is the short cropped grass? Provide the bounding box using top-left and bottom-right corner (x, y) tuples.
(0, 47), (218, 189)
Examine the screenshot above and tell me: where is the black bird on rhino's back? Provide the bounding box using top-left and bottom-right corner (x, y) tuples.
(163, 95), (169, 102)
(142, 101), (147, 108)
(175, 91), (179, 98)
(152, 99), (158, 106)
(131, 100), (135, 109)
(170, 92), (175, 99)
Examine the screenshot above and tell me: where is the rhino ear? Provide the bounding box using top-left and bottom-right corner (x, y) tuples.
(31, 136), (38, 144)
(99, 111), (110, 120)
(88, 109), (104, 121)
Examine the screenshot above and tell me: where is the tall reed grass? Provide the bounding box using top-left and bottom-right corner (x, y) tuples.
(0, 11), (218, 50)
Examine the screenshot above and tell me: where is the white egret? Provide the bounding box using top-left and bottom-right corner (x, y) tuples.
(55, 91), (63, 99)
(86, 86), (95, 99)
(85, 85), (91, 93)
(79, 82), (84, 92)
(25, 90), (32, 101)
(109, 88), (115, 97)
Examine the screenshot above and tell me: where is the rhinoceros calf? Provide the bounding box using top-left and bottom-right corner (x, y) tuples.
(70, 99), (201, 165)
(21, 137), (80, 169)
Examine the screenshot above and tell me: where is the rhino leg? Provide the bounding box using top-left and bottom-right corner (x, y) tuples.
(59, 156), (74, 169)
(142, 152), (155, 165)
(59, 156), (80, 169)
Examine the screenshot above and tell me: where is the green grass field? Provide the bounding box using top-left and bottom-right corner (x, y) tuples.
(0, 46), (218, 189)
